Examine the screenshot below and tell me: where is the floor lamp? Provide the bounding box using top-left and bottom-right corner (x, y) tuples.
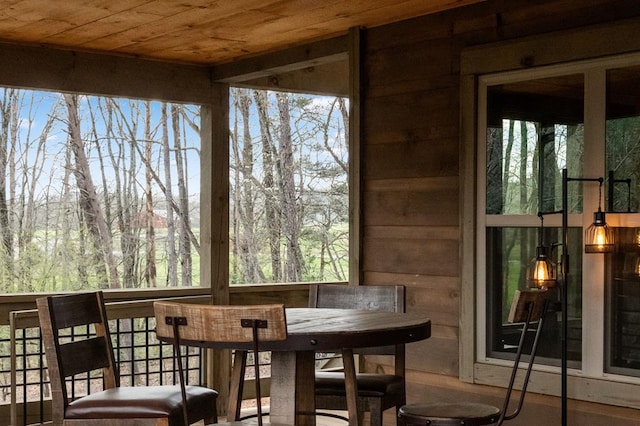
(529, 168), (614, 426)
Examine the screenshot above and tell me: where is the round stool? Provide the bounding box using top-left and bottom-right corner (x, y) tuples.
(398, 402), (501, 425)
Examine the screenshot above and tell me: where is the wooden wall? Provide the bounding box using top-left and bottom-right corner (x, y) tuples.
(359, 0), (640, 422)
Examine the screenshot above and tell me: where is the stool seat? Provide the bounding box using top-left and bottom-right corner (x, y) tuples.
(396, 290), (550, 426)
(399, 402), (500, 425)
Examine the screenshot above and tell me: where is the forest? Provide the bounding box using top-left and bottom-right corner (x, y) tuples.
(0, 86), (349, 293)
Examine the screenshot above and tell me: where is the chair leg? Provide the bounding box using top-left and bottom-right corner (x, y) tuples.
(368, 398), (383, 426)
(228, 350), (248, 421)
(204, 411), (217, 424)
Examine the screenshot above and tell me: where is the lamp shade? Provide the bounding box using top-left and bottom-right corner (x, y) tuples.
(584, 210), (614, 253)
(527, 246), (557, 288)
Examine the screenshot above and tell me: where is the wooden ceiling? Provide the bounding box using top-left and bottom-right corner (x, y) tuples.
(0, 0), (486, 65)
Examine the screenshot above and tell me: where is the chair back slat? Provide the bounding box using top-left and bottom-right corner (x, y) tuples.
(309, 284), (405, 356)
(154, 302), (288, 343)
(59, 337), (113, 377)
(46, 292), (104, 329)
(507, 289), (547, 323)
(309, 284), (405, 313)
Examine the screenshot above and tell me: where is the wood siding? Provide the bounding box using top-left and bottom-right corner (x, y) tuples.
(360, 0), (640, 422)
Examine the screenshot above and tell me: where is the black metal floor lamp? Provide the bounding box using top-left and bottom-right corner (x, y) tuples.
(529, 168), (614, 426)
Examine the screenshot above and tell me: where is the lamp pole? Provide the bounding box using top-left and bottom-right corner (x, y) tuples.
(561, 168), (569, 426)
(550, 169), (606, 426)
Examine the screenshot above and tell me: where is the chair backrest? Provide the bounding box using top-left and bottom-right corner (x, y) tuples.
(309, 284), (406, 372)
(36, 291), (118, 424)
(498, 289), (549, 425)
(154, 302), (288, 344)
(154, 302), (288, 426)
(309, 284), (405, 313)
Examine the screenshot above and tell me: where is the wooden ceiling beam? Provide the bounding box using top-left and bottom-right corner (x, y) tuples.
(0, 42), (211, 103)
(211, 34), (349, 83)
(235, 59), (349, 96)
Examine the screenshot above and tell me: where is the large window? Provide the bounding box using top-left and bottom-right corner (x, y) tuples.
(0, 89), (202, 292)
(478, 55), (640, 392)
(228, 88), (349, 285)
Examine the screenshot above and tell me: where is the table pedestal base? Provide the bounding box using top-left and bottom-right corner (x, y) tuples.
(270, 350), (317, 425)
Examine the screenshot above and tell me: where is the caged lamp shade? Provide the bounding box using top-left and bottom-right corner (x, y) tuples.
(584, 209), (614, 253)
(527, 245), (557, 289)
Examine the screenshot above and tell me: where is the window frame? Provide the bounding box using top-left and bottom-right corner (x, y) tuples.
(461, 35), (640, 408)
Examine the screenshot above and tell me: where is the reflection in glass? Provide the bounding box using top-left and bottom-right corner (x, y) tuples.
(607, 228), (640, 376)
(605, 66), (640, 376)
(485, 74), (585, 366)
(606, 66), (640, 213)
(486, 75), (585, 215)
(486, 227), (582, 365)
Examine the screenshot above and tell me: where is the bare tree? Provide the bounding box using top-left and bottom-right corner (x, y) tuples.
(228, 89), (348, 284)
(276, 92), (304, 281)
(16, 94), (59, 290)
(161, 103), (178, 286)
(144, 101), (157, 287)
(64, 94), (121, 289)
(171, 104), (194, 286)
(254, 91), (282, 282)
(0, 89), (14, 288)
(233, 90), (266, 283)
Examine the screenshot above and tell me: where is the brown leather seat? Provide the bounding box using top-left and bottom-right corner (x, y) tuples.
(37, 291), (218, 426)
(65, 385), (216, 421)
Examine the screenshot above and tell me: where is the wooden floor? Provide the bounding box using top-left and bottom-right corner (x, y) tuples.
(209, 409), (355, 426)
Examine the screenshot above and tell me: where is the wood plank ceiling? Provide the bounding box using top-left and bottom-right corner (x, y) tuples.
(0, 0), (486, 65)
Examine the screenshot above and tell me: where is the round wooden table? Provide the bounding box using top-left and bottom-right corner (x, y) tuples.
(224, 308), (431, 426)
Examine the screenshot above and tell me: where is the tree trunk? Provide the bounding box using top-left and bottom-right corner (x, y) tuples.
(234, 90), (265, 283)
(254, 91), (282, 282)
(63, 93), (120, 289)
(276, 93), (304, 281)
(144, 101), (157, 287)
(171, 104), (193, 286)
(0, 90), (13, 288)
(502, 120), (514, 210)
(161, 103), (178, 286)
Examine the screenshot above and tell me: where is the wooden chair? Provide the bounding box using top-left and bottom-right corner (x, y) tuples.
(309, 284), (407, 426)
(397, 289), (549, 426)
(154, 302), (289, 426)
(36, 291), (218, 426)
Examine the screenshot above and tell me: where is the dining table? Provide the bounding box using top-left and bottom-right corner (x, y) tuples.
(192, 307), (431, 426)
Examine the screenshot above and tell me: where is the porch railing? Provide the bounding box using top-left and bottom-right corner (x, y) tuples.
(1, 283), (324, 426)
